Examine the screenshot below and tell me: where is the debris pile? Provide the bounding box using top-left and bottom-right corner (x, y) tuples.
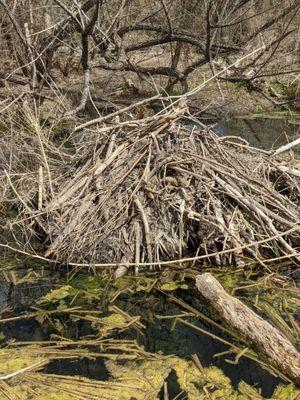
(1, 103), (300, 268)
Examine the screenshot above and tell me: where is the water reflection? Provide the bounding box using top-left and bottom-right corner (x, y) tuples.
(212, 116), (300, 150)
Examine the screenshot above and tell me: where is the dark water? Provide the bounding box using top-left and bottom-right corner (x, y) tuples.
(0, 268), (284, 398)
(143, 294), (282, 397)
(212, 115), (300, 150)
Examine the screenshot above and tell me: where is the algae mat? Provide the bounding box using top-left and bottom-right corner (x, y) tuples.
(0, 260), (299, 399)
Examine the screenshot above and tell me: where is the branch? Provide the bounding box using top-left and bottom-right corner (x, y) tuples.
(74, 94), (160, 132)
(196, 273), (300, 385)
(0, 69), (29, 85)
(93, 59), (181, 78)
(244, 0), (300, 45)
(65, 0), (101, 116)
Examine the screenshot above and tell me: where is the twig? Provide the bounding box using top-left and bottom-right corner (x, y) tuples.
(0, 360), (47, 381)
(134, 197), (153, 264)
(272, 137), (300, 157)
(74, 94), (160, 132)
(0, 226), (298, 268)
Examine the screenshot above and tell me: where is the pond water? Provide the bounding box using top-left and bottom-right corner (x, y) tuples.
(0, 260), (294, 398)
(212, 114), (300, 150)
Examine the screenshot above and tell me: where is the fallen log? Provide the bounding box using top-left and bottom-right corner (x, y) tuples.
(195, 273), (300, 385)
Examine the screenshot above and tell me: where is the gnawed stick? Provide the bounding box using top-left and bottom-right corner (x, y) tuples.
(195, 273), (300, 385)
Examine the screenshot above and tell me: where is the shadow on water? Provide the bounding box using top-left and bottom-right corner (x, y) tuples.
(45, 357), (109, 381)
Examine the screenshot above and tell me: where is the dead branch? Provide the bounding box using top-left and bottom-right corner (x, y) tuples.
(195, 273), (300, 385)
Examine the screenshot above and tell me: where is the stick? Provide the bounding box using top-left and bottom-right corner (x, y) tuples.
(272, 137), (300, 157)
(38, 166), (44, 210)
(0, 360), (47, 380)
(74, 94), (160, 132)
(277, 165), (300, 178)
(0, 225), (299, 268)
(195, 273), (300, 385)
(135, 222), (141, 275)
(134, 197), (153, 264)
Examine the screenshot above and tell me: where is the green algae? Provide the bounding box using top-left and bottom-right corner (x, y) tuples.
(37, 394), (76, 400)
(0, 331), (299, 400)
(272, 384), (300, 399)
(97, 313), (129, 337)
(38, 285), (77, 303)
(105, 356), (236, 400)
(237, 381), (262, 399)
(0, 348), (47, 377)
(160, 281), (188, 291)
(0, 262), (299, 399)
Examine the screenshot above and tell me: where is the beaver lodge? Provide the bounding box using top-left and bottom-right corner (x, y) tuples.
(1, 96), (300, 394)
(1, 99), (300, 271)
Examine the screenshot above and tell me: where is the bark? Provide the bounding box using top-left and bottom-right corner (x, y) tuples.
(195, 273), (300, 385)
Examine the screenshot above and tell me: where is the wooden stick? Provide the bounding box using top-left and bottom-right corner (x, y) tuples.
(272, 137), (300, 157)
(0, 360), (47, 381)
(195, 273), (300, 385)
(74, 94), (160, 132)
(277, 165), (300, 178)
(134, 197), (153, 264)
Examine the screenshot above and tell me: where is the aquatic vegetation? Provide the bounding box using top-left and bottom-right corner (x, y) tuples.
(160, 281), (189, 291)
(39, 285), (77, 304)
(0, 248), (299, 399)
(0, 345), (299, 399)
(0, 348), (47, 376)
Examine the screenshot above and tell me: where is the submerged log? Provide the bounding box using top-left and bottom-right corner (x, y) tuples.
(195, 273), (300, 385)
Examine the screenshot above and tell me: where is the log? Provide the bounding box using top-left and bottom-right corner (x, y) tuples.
(195, 273), (300, 385)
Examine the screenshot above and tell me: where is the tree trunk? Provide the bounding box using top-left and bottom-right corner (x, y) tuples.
(195, 273), (300, 385)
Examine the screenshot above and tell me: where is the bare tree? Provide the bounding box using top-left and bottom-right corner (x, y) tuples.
(0, 0), (300, 111)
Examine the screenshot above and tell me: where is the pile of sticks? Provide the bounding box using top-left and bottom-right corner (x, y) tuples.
(2, 102), (300, 269)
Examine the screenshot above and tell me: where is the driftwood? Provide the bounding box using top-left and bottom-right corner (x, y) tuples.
(195, 273), (300, 385)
